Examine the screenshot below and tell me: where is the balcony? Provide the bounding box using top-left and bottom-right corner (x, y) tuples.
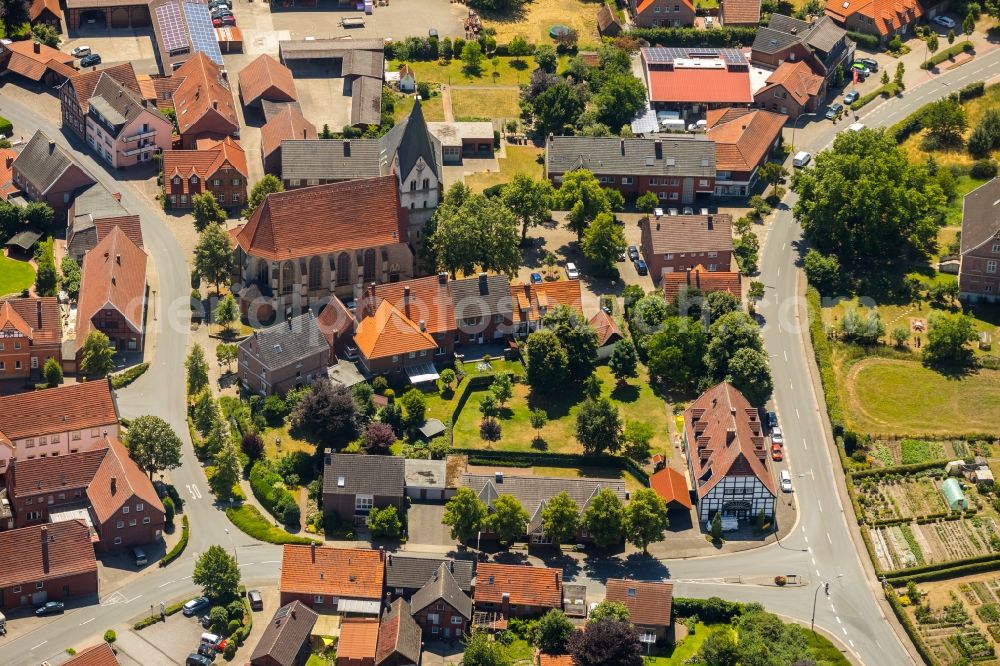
(124, 129), (158, 143)
(122, 145), (154, 158)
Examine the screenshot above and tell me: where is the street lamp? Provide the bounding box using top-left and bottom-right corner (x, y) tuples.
(811, 574), (845, 632)
(224, 528), (238, 565)
(790, 112), (820, 151)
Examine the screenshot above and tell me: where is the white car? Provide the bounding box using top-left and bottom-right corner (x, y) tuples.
(792, 151), (812, 168)
(771, 427), (784, 445)
(71, 45), (91, 57)
(565, 262), (579, 280)
(780, 470), (793, 493)
(933, 15), (956, 28)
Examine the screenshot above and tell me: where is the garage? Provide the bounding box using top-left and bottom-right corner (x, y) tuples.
(404, 459), (451, 501)
(67, 0), (151, 30)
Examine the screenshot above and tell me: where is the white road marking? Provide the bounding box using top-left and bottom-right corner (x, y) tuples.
(849, 640), (855, 648)
(31, 641), (47, 650)
(827, 532), (833, 545)
(842, 627), (848, 636)
(830, 604), (836, 613)
(811, 557), (816, 565)
(816, 569), (821, 576)
(804, 536), (809, 544)
(803, 439), (808, 450)
(789, 380), (794, 390)
(783, 350), (788, 361)
(795, 408), (800, 419)
(817, 499), (823, 513)
(192, 485), (202, 500)
(125, 594), (143, 603)
(810, 469), (816, 481)
(777, 266), (781, 277)
(80, 618), (95, 625)
(158, 580), (173, 588)
(801, 526), (806, 533)
(836, 615), (841, 623)
(260, 560), (280, 564)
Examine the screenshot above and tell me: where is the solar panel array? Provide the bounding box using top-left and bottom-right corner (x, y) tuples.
(641, 46), (747, 66)
(156, 2), (188, 55)
(184, 2), (224, 66)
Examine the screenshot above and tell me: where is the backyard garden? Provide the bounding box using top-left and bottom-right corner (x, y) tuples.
(0, 253), (35, 297)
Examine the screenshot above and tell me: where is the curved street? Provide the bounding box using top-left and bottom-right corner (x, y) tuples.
(1, 44), (999, 666)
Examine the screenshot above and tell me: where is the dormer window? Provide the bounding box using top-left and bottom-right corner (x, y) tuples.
(172, 176), (181, 186)
(190, 175), (199, 185)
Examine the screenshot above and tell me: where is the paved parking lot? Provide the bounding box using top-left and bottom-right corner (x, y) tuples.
(407, 503), (452, 547)
(285, 63), (354, 135)
(270, 0), (466, 41)
(61, 27), (159, 75)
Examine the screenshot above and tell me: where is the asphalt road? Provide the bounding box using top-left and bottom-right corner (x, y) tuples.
(1, 45), (1000, 665)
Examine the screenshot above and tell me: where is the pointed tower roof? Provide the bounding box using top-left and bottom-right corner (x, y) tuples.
(394, 98), (439, 180)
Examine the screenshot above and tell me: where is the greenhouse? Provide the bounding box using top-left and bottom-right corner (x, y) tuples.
(941, 477), (968, 511)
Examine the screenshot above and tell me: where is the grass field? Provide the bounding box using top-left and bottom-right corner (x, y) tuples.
(465, 145), (544, 192)
(451, 88), (521, 121)
(842, 357), (1000, 435)
(452, 365), (671, 455)
(390, 56), (538, 87)
(900, 83), (1000, 168)
(260, 423), (315, 460)
(393, 91), (446, 122)
(0, 254), (35, 297)
(482, 0), (603, 46)
(643, 622), (714, 664)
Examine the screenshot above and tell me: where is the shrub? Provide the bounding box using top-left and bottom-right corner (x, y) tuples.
(920, 41), (974, 69)
(959, 80), (986, 101)
(372, 376), (388, 394)
(160, 515), (189, 567)
(972, 159), (998, 179)
(223, 640), (237, 659)
(111, 362), (149, 389)
(0, 116), (12, 137)
(225, 505), (317, 545)
(163, 496), (176, 526)
(261, 394), (288, 425)
(104, 629), (116, 645)
(630, 26), (757, 47)
(249, 460), (299, 525)
(847, 30), (880, 49)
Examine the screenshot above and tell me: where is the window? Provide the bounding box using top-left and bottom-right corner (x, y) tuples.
(708, 251), (718, 258)
(392, 355), (400, 362)
(419, 350), (427, 357)
(117, 521), (124, 529)
(989, 260), (998, 274)
(143, 516), (151, 524)
(27, 511), (42, 521)
(31, 357), (38, 369)
(36, 582), (44, 590)
(122, 506), (129, 514)
(114, 537), (122, 545)
(410, 181), (417, 191)
(39, 436), (46, 446)
(25, 439), (34, 448)
(14, 361), (21, 370)
(129, 519), (137, 526)
(355, 495), (374, 511)
(136, 503), (143, 512)
(190, 176), (199, 185)
(213, 179), (221, 186)
(172, 176), (181, 186)
(51, 434), (59, 444)
(314, 595), (324, 603)
(233, 178), (241, 186)
(452, 616), (463, 624)
(622, 177), (633, 185)
(12, 586), (20, 594)
(428, 613), (440, 625)
(232, 193), (240, 203)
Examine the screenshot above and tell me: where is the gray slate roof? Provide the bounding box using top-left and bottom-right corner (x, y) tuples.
(323, 452), (405, 497)
(546, 136), (716, 178)
(350, 75), (383, 127)
(961, 178), (1000, 255)
(13, 130), (95, 195)
(410, 562), (473, 619)
(238, 311), (329, 370)
(71, 182), (129, 224)
(753, 14), (847, 60)
(249, 601), (318, 666)
(389, 98), (440, 180)
(448, 274), (513, 318)
(385, 554), (473, 591)
(88, 73), (165, 137)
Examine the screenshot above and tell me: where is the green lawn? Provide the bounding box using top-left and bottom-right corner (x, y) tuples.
(643, 622), (716, 664)
(261, 422), (315, 461)
(390, 56), (537, 87)
(0, 254), (35, 297)
(801, 627), (853, 666)
(453, 365), (671, 455)
(393, 91), (446, 123)
(900, 82), (1000, 169)
(451, 88), (521, 121)
(465, 145), (545, 193)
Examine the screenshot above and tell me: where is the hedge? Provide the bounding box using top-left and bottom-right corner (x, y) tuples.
(884, 591), (939, 665)
(849, 82), (900, 111)
(111, 362), (149, 389)
(846, 30), (880, 50)
(883, 552), (1000, 581)
(225, 505), (317, 545)
(249, 460), (298, 525)
(959, 80), (986, 102)
(851, 459), (951, 480)
(452, 448), (649, 486)
(673, 597), (747, 623)
(805, 288), (843, 427)
(629, 26), (757, 47)
(920, 41), (974, 69)
(134, 596), (194, 630)
(0, 116), (12, 138)
(160, 515), (189, 567)
(233, 597), (253, 644)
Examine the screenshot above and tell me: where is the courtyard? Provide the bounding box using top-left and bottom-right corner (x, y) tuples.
(269, 0), (466, 41)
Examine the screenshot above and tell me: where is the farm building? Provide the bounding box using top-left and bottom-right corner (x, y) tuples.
(941, 478), (968, 511)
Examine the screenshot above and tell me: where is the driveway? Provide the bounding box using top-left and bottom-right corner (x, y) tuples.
(407, 503), (452, 548)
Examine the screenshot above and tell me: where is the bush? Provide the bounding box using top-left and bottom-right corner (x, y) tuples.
(921, 41), (975, 69)
(372, 376), (388, 394)
(163, 496), (176, 526)
(104, 629), (116, 645)
(971, 158), (998, 179)
(111, 362), (150, 389)
(630, 26), (757, 47)
(223, 640), (237, 659)
(249, 461), (300, 525)
(0, 116), (12, 137)
(225, 505), (317, 545)
(673, 597), (747, 623)
(847, 30), (880, 50)
(959, 80), (986, 101)
(160, 515), (189, 567)
(261, 395), (289, 425)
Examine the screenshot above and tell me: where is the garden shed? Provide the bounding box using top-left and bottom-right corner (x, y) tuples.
(941, 477), (969, 511)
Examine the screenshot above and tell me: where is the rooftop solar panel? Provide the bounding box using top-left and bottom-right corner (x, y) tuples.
(156, 2), (188, 55)
(184, 1), (224, 66)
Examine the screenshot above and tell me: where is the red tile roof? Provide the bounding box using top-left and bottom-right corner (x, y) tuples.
(172, 52), (239, 137)
(605, 579), (673, 628)
(0, 147), (19, 199)
(637, 0), (694, 13)
(338, 618), (380, 662)
(649, 467), (693, 510)
(260, 106), (316, 160)
(662, 264), (741, 301)
(825, 0), (921, 35)
(355, 299), (437, 361)
(720, 0), (761, 24)
(539, 657), (574, 666)
(12, 445), (109, 497)
(238, 54), (297, 106)
(509, 281), (583, 326)
(76, 226), (147, 351)
(589, 309), (623, 347)
(0, 521), (97, 588)
(279, 545), (384, 600)
(368, 275), (454, 337)
(29, 0), (62, 22)
(758, 61), (824, 107)
(474, 563), (563, 609)
(88, 436), (164, 524)
(2, 40), (74, 81)
(162, 137), (248, 197)
(316, 296), (354, 350)
(685, 382), (774, 497)
(235, 176), (406, 262)
(62, 643), (120, 666)
(707, 108), (786, 173)
(65, 63), (140, 114)
(0, 379), (118, 442)
(647, 68), (752, 105)
(0, 297), (61, 346)
(94, 215), (144, 250)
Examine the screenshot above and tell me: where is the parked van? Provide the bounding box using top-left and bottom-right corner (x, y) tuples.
(780, 469), (793, 493)
(660, 118), (686, 132)
(200, 633), (221, 649)
(847, 122), (865, 132)
(792, 151), (812, 168)
(132, 546), (147, 567)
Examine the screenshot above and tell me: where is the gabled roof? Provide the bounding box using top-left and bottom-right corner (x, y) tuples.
(29, 0), (62, 21)
(315, 296), (354, 349)
(0, 147), (19, 199)
(238, 54), (297, 106)
(238, 312), (329, 370)
(0, 521), (96, 588)
(261, 106), (317, 160)
(474, 563), (563, 609)
(960, 178), (1000, 255)
(351, 75), (383, 127)
(0, 300), (32, 337)
(368, 275), (455, 337)
(720, 0), (761, 24)
(707, 109), (787, 174)
(13, 130), (95, 196)
(88, 73), (166, 136)
(354, 299), (437, 361)
(637, 0), (693, 13)
(662, 264), (741, 300)
(338, 618), (380, 663)
(597, 3), (623, 33)
(509, 281), (583, 326)
(249, 601), (318, 666)
(825, 0), (921, 36)
(323, 451), (405, 498)
(375, 599), (423, 666)
(0, 379), (118, 442)
(410, 562), (473, 620)
(546, 135), (716, 178)
(2, 40), (74, 81)
(12, 445), (109, 497)
(235, 176), (405, 261)
(172, 52), (239, 136)
(162, 137), (248, 196)
(649, 467), (693, 510)
(448, 274), (514, 319)
(385, 554), (473, 591)
(642, 214), (733, 255)
(589, 309), (623, 347)
(280, 545), (385, 600)
(0, 297), (61, 345)
(68, 214), (144, 260)
(605, 579), (673, 628)
(76, 226), (147, 351)
(62, 643), (120, 666)
(87, 436), (165, 524)
(63, 63), (141, 114)
(757, 60), (824, 107)
(685, 382), (775, 497)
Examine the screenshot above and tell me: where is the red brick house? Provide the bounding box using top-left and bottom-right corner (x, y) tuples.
(29, 0), (63, 32)
(162, 137), (248, 212)
(409, 562), (472, 639)
(279, 544), (385, 613)
(604, 579), (674, 644)
(825, 0), (921, 42)
(11, 130), (96, 222)
(0, 40), (75, 85)
(630, 0), (696, 27)
(959, 178), (1000, 302)
(354, 300), (438, 378)
(474, 563), (563, 622)
(60, 63), (142, 141)
(322, 452), (404, 525)
(238, 54), (298, 108)
(8, 446), (106, 527)
(261, 106), (316, 175)
(640, 213), (733, 280)
(337, 618), (380, 666)
(171, 52), (240, 149)
(0, 297), (62, 381)
(0, 521), (98, 609)
(753, 60), (826, 120)
(706, 108), (786, 197)
(61, 643), (121, 666)
(752, 15), (854, 85)
(662, 264), (742, 302)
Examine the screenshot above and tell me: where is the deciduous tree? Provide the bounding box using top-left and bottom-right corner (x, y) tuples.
(644, 317), (707, 390)
(399, 388), (427, 430)
(490, 371), (513, 408)
(125, 415), (183, 480)
(80, 331), (115, 377)
(362, 421), (397, 454)
(582, 488), (624, 548)
(556, 170), (612, 241)
(575, 397), (623, 455)
(541, 304), (599, 379)
(185, 343), (210, 395)
(567, 619), (643, 666)
(582, 212), (627, 275)
(623, 487), (668, 553)
(243, 174), (283, 217)
(924, 313), (976, 369)
(501, 173), (553, 242)
(706, 311), (763, 379)
(541, 491), (580, 546)
(462, 631), (512, 666)
(60, 256), (80, 298)
(524, 329), (569, 392)
(214, 294), (238, 332)
(210, 435), (241, 500)
(587, 601), (630, 624)
(726, 347), (774, 406)
(290, 379), (360, 446)
(194, 223), (234, 293)
(43, 357), (62, 387)
(442, 487), (489, 543)
(427, 184), (521, 277)
(609, 338), (638, 385)
(537, 609), (574, 654)
(531, 80), (587, 136)
(193, 545), (241, 602)
(192, 192), (226, 232)
(369, 505), (402, 539)
(489, 494), (529, 546)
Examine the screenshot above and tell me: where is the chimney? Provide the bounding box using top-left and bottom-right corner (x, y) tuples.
(110, 476), (117, 494)
(311, 541), (318, 562)
(707, 214), (713, 231)
(478, 272), (488, 296)
(343, 139), (351, 157)
(419, 319), (426, 332)
(403, 285), (411, 315)
(501, 592), (511, 616)
(4, 156), (11, 169)
(379, 546), (385, 562)
(324, 447), (332, 466)
(212, 101), (218, 110)
(654, 140), (663, 160)
(656, 221), (660, 231)
(49, 139), (56, 152)
(437, 271), (448, 285)
(695, 269), (701, 289)
(303, 129), (307, 140)
(620, 138), (625, 155)
(286, 317), (292, 329)
(33, 41), (40, 54)
(41, 525), (50, 574)
(449, 560), (454, 573)
(115, 254), (121, 265)
(387, 553), (392, 564)
(495, 471), (504, 484)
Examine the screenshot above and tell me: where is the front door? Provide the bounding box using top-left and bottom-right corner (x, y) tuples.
(444, 627), (451, 638)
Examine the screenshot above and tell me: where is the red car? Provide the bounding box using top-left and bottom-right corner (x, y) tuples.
(212, 14), (235, 26)
(771, 443), (783, 461)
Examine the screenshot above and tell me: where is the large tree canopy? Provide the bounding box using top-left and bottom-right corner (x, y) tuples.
(427, 183), (521, 277)
(792, 129), (945, 270)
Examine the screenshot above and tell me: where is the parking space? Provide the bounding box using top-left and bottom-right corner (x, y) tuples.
(60, 27), (159, 75)
(117, 608), (207, 665)
(270, 0), (466, 42)
(407, 503), (453, 548)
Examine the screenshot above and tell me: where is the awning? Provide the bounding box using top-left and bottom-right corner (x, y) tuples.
(405, 362), (439, 384)
(337, 598), (380, 615)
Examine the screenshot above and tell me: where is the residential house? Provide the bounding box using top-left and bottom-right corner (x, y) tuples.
(363, 274), (456, 366)
(398, 64), (416, 93)
(0, 297), (62, 380)
(630, 0), (696, 28)
(0, 148), (19, 201)
(0, 40), (75, 85)
(427, 122), (495, 164)
(706, 108), (786, 196)
(250, 600), (319, 666)
(161, 137), (248, 211)
(640, 213), (733, 279)
(958, 178), (1000, 302)
(589, 309), (623, 360)
(753, 60), (826, 119)
(75, 226), (147, 360)
(825, 0), (921, 42)
(640, 47), (753, 115)
(597, 3), (624, 36)
(233, 176), (413, 322)
(315, 295), (355, 361)
(473, 563), (563, 621)
(409, 562), (472, 639)
(650, 467), (694, 512)
(752, 14), (854, 85)
(384, 554), (473, 599)
(508, 280), (583, 338)
(684, 382), (776, 522)
(29, 0), (63, 32)
(61, 643), (120, 666)
(662, 264), (742, 302)
(11, 131), (96, 222)
(238, 54), (298, 108)
(278, 100), (442, 239)
(60, 63), (142, 141)
(404, 459), (451, 501)
(719, 0), (761, 25)
(81, 73), (171, 168)
(337, 618), (380, 666)
(261, 106), (316, 175)
(238, 312), (331, 396)
(545, 135), (717, 206)
(0, 379), (119, 477)
(171, 52), (240, 149)
(6, 447), (101, 528)
(604, 579), (674, 644)
(322, 451), (405, 525)
(279, 544), (385, 613)
(461, 472), (627, 545)
(343, 298), (436, 379)
(0, 521), (97, 609)
(448, 273), (514, 346)
(375, 598), (422, 665)
(66, 183), (142, 262)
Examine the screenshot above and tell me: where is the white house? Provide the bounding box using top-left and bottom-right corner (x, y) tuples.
(399, 64), (416, 93)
